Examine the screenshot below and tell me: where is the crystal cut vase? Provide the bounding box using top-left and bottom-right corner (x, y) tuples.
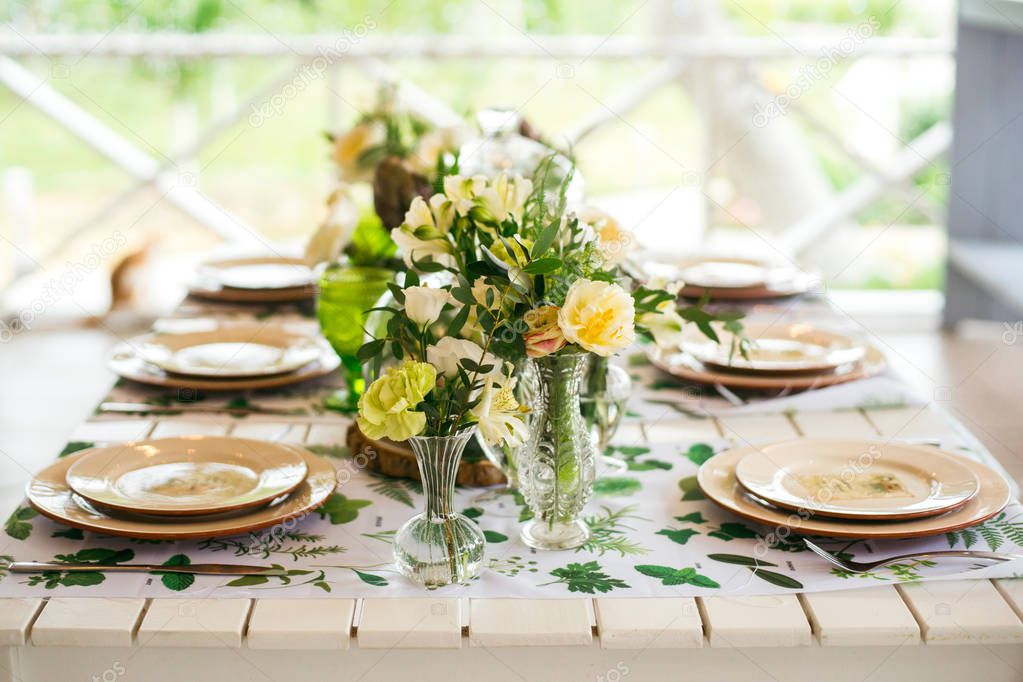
(393, 429), (486, 588)
(517, 352), (597, 550)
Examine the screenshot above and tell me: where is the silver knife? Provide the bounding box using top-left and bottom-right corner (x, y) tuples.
(98, 401), (298, 416)
(7, 562), (287, 576)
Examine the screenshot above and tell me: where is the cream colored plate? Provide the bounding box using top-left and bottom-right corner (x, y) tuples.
(678, 258), (769, 289)
(29, 445), (335, 539)
(203, 257), (315, 290)
(682, 322), (866, 373)
(109, 324), (338, 392)
(137, 323), (322, 378)
(647, 343), (886, 391)
(66, 437), (309, 517)
(735, 439), (980, 520)
(698, 445), (1010, 539)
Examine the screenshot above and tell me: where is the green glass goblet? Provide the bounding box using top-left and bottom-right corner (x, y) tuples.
(316, 263), (394, 414)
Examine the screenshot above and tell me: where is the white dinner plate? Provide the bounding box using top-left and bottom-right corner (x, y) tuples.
(137, 322), (322, 378)
(681, 322), (866, 373)
(202, 257), (315, 290)
(735, 438), (980, 520)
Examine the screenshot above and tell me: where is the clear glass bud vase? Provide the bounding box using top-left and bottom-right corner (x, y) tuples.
(518, 352), (597, 550)
(394, 429), (486, 588)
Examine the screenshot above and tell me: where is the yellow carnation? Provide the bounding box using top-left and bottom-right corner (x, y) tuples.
(357, 361), (437, 441)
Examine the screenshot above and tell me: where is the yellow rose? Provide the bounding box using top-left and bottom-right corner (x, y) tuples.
(557, 279), (636, 357)
(357, 361), (436, 441)
(523, 305), (567, 358)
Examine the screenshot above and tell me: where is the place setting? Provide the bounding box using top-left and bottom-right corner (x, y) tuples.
(698, 438), (1013, 545)
(24, 436), (337, 543)
(643, 256), (819, 302)
(647, 320), (887, 394)
(107, 318), (339, 392)
(188, 256), (317, 304)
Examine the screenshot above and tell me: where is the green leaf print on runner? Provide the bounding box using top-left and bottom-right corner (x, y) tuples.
(946, 512), (1023, 551)
(542, 561), (630, 594)
(367, 473), (422, 508)
(226, 564), (332, 592)
(25, 547), (136, 590)
(52, 527), (84, 540)
(4, 506), (36, 540)
(581, 506), (649, 557)
(707, 521), (758, 541)
(656, 528), (699, 545)
(707, 553), (804, 589)
(634, 565), (720, 588)
(605, 445), (672, 471)
(483, 530), (508, 543)
(353, 569), (388, 587)
(316, 494), (372, 524)
(59, 441), (95, 457)
(677, 476), (705, 501)
(684, 443), (715, 466)
(155, 554), (195, 592)
(592, 477), (642, 497)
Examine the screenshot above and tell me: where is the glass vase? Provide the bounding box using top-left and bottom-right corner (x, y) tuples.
(474, 357), (539, 495)
(393, 428), (486, 588)
(518, 352), (597, 550)
(316, 263), (393, 413)
(580, 356), (633, 453)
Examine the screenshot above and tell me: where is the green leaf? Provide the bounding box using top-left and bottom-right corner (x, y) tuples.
(675, 512), (706, 524)
(225, 575), (269, 587)
(529, 218), (561, 258)
(522, 257), (563, 274)
(634, 564), (677, 580)
(316, 494), (372, 525)
(750, 568), (803, 589)
(462, 507), (483, 519)
(155, 554), (194, 592)
(5, 506), (36, 540)
(547, 561), (629, 594)
(353, 569), (388, 587)
(707, 553), (777, 567)
(59, 441), (95, 457)
(357, 339), (386, 362)
(708, 522), (758, 541)
(59, 572), (105, 587)
(615, 446), (651, 457)
(678, 476), (705, 501)
(52, 527), (84, 540)
(656, 528), (699, 545)
(483, 530), (508, 543)
(592, 477), (642, 497)
(688, 574), (721, 588)
(626, 459), (672, 472)
(634, 564), (719, 588)
(685, 443), (715, 465)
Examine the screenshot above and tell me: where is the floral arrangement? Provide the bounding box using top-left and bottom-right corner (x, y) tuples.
(384, 157), (731, 365)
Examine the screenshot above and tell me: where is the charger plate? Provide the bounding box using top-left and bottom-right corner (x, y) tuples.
(189, 257), (316, 303)
(28, 445), (335, 540)
(698, 445), (1010, 539)
(735, 439), (980, 520)
(66, 437), (308, 517)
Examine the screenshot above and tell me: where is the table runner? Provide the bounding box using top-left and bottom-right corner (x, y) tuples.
(2, 302), (1022, 598)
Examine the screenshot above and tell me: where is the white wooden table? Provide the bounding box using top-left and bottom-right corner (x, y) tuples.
(3, 405), (1022, 681)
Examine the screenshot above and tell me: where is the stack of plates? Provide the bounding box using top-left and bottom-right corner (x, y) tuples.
(189, 257), (316, 304)
(648, 322), (886, 391)
(109, 319), (339, 391)
(647, 257), (817, 301)
(698, 438), (1011, 539)
(27, 437), (336, 539)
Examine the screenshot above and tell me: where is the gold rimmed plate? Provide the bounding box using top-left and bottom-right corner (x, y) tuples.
(189, 257), (316, 303)
(698, 445), (1010, 539)
(682, 323), (866, 374)
(66, 437), (309, 517)
(29, 446), (336, 540)
(647, 343), (886, 391)
(734, 439), (980, 520)
(136, 322), (322, 378)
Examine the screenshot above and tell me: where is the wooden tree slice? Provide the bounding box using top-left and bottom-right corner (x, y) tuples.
(346, 423), (507, 487)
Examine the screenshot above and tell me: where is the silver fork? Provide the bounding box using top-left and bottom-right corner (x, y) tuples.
(803, 539), (1023, 573)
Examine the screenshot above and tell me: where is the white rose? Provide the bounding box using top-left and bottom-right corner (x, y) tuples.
(557, 279), (636, 357)
(426, 337), (502, 379)
(403, 285), (455, 328)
